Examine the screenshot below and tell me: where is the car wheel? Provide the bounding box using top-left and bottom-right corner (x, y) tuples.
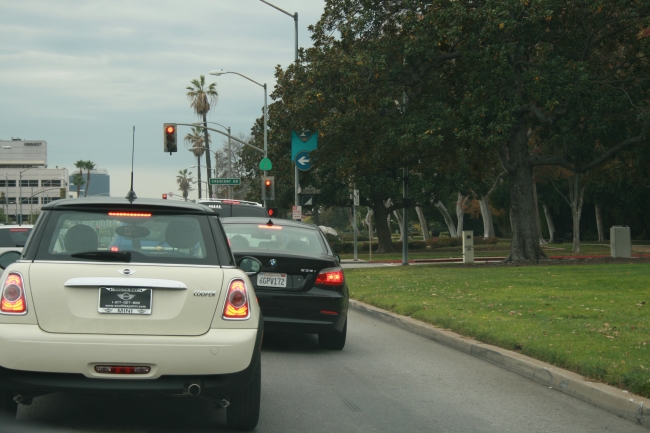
(226, 355), (261, 431)
(318, 319), (347, 350)
(0, 389), (17, 422)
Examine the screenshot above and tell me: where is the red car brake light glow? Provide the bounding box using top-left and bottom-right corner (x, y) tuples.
(315, 267), (344, 287)
(1, 273), (27, 314)
(258, 225), (282, 229)
(9, 228), (28, 232)
(222, 279), (250, 320)
(222, 200), (240, 204)
(108, 212), (152, 217)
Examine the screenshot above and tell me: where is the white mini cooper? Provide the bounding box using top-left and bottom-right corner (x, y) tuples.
(0, 197), (263, 431)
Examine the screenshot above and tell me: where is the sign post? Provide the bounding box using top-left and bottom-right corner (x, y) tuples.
(292, 205), (302, 220)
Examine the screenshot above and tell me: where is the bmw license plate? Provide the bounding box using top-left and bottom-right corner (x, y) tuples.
(257, 272), (287, 288)
(98, 288), (152, 315)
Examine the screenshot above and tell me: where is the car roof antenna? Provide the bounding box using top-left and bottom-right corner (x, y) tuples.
(126, 125), (137, 203)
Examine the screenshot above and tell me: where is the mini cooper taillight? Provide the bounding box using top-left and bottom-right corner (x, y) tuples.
(1, 273), (27, 314)
(222, 279), (250, 320)
(315, 267), (344, 287)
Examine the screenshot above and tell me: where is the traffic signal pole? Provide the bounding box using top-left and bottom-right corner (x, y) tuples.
(402, 166), (409, 266)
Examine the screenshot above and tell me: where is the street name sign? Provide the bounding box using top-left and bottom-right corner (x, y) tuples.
(209, 178), (241, 185)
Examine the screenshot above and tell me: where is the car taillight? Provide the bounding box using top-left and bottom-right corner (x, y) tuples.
(222, 279), (250, 320)
(315, 267), (344, 287)
(1, 273), (27, 314)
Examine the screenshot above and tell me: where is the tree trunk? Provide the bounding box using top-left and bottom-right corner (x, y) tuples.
(595, 204), (604, 242)
(455, 193), (468, 236)
(434, 200), (457, 237)
(568, 176), (585, 253)
(84, 170), (91, 197)
(346, 207), (361, 237)
(479, 196), (495, 238)
(501, 121), (547, 262)
(202, 113), (214, 198)
(415, 206), (430, 241)
(542, 203), (556, 243)
(532, 181), (547, 244)
(371, 195), (395, 253)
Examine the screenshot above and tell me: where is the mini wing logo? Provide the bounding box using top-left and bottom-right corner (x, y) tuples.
(269, 259), (277, 267)
(117, 293), (136, 301)
(117, 269), (136, 275)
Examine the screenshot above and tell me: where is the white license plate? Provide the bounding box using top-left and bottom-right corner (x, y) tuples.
(257, 272), (287, 288)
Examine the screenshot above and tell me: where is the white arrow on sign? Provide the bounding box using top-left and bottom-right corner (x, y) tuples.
(298, 156), (310, 165)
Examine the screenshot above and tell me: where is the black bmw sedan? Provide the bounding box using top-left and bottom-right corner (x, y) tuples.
(221, 217), (348, 350)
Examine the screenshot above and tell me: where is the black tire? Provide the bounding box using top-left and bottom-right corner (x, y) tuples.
(226, 355), (261, 431)
(0, 389), (17, 423)
(318, 319), (347, 350)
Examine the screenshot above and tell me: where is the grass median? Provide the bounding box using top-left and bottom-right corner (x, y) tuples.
(345, 262), (650, 397)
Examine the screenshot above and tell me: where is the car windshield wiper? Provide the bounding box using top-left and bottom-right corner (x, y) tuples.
(70, 251), (132, 262)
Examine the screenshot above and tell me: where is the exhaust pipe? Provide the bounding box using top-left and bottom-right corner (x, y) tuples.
(187, 383), (201, 396)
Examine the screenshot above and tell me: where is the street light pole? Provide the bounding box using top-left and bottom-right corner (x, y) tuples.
(259, 0), (300, 213)
(209, 70), (268, 207)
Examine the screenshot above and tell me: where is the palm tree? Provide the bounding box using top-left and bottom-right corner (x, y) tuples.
(74, 160), (85, 179)
(83, 160), (96, 197)
(186, 75), (218, 198)
(71, 173), (85, 198)
(184, 127), (207, 200)
(176, 169), (194, 201)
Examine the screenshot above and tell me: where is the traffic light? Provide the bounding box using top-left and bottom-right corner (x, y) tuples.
(162, 193), (167, 199)
(163, 123), (177, 153)
(261, 176), (275, 200)
(267, 207), (278, 218)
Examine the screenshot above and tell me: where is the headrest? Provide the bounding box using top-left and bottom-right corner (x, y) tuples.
(165, 220), (200, 249)
(64, 224), (98, 253)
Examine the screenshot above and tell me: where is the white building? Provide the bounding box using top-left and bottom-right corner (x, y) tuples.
(0, 138), (69, 224)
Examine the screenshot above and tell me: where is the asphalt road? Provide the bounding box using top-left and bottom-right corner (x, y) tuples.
(8, 310), (646, 433)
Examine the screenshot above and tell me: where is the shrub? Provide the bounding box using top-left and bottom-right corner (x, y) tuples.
(475, 236), (499, 245)
(427, 237), (462, 248)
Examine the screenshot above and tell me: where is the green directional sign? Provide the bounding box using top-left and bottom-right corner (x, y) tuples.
(209, 178), (241, 185)
(259, 157), (272, 171)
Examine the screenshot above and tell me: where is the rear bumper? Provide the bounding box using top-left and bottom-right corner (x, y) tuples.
(0, 320), (262, 378)
(257, 286), (348, 333)
(0, 315), (263, 398)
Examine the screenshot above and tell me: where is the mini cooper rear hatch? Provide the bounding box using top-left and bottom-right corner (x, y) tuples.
(0, 198), (263, 431)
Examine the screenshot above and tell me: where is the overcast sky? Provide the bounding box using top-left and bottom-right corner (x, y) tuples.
(0, 0), (325, 200)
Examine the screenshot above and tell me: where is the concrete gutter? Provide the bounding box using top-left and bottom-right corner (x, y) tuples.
(350, 299), (649, 428)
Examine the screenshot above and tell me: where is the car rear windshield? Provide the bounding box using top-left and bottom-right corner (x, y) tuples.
(34, 210), (220, 265)
(231, 206), (268, 218)
(0, 227), (32, 247)
(222, 223), (327, 255)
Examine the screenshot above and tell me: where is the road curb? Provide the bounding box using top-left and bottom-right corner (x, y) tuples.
(349, 299), (649, 428)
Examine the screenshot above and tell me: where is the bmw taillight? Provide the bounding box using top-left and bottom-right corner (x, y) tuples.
(1, 272), (27, 314)
(315, 267), (344, 287)
(222, 279), (250, 320)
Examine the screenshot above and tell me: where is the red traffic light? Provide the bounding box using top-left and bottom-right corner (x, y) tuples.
(265, 179), (271, 188)
(165, 125), (175, 135)
(162, 194), (167, 199)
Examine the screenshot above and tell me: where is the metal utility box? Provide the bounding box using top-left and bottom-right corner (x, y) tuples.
(610, 226), (631, 258)
(462, 231), (474, 264)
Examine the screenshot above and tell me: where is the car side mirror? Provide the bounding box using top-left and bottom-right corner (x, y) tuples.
(237, 256), (263, 276)
(335, 254), (341, 263)
(0, 251), (21, 270)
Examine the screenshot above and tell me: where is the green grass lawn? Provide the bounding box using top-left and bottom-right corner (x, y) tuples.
(339, 241), (621, 261)
(345, 262), (650, 397)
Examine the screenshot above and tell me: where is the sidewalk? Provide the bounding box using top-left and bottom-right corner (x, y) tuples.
(350, 299), (650, 429)
(341, 253), (650, 265)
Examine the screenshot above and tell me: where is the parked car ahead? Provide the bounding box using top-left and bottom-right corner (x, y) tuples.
(0, 225), (34, 255)
(222, 217), (349, 350)
(0, 198), (263, 431)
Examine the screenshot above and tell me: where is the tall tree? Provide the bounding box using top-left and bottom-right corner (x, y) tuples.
(184, 127), (206, 200)
(71, 173), (85, 198)
(83, 160), (96, 197)
(176, 169), (194, 202)
(187, 75), (218, 198)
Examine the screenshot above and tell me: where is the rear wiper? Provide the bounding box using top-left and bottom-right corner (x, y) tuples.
(70, 251), (132, 262)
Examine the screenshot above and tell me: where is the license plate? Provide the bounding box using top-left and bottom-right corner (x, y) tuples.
(257, 272), (287, 288)
(98, 288), (152, 315)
